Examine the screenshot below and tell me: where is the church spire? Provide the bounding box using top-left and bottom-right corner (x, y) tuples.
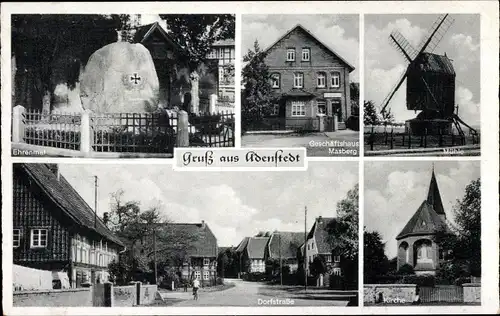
(427, 166), (445, 217)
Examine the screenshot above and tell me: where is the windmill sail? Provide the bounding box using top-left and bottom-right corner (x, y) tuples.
(389, 30), (418, 61)
(414, 14), (455, 56)
(380, 70), (407, 114)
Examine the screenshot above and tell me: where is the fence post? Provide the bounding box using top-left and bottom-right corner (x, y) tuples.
(451, 132), (455, 146)
(176, 110), (190, 147)
(390, 128), (394, 149)
(333, 115), (338, 132)
(12, 105), (26, 143)
(209, 94), (218, 114)
(424, 128), (428, 148)
(136, 282), (141, 306)
(80, 111), (92, 157)
(104, 282), (113, 307)
(439, 129), (443, 147)
(408, 131), (411, 149)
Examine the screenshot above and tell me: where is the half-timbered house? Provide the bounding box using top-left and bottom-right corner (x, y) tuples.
(13, 163), (124, 288)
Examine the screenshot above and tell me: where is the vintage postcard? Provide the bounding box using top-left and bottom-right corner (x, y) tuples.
(1, 1), (498, 316)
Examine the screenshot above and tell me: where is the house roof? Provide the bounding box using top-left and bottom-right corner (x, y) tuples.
(19, 164), (124, 247)
(414, 52), (455, 75)
(246, 237), (270, 259)
(396, 200), (451, 240)
(426, 168), (446, 216)
(263, 24), (355, 71)
(212, 38), (235, 47)
(133, 22), (186, 55)
(162, 222), (218, 258)
(268, 232), (304, 259)
(235, 237), (250, 253)
(307, 217), (336, 254)
(281, 88), (316, 98)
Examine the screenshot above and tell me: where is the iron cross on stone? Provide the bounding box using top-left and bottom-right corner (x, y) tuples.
(129, 73), (142, 85)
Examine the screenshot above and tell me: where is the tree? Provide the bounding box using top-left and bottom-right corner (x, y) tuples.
(380, 107), (395, 125)
(158, 14), (235, 73)
(217, 248), (239, 279)
(364, 100), (379, 126)
(310, 256), (327, 278)
(12, 14), (125, 111)
(350, 82), (360, 116)
(434, 178), (481, 281)
(241, 40), (277, 131)
(326, 184), (359, 288)
(363, 230), (389, 283)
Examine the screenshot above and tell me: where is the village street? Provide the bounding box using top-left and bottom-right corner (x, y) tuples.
(158, 279), (352, 307)
(241, 131), (359, 157)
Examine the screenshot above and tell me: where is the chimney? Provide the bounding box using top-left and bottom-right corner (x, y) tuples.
(318, 216), (323, 223)
(46, 164), (60, 181)
(103, 212), (109, 227)
(201, 220), (205, 228)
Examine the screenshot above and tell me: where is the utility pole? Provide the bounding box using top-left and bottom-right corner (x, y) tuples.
(94, 176), (98, 228)
(153, 227), (158, 285)
(304, 206), (307, 292)
(279, 233), (283, 286)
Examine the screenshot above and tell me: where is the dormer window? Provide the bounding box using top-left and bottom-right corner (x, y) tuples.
(331, 72), (340, 88)
(271, 73), (280, 88)
(286, 48), (296, 61)
(302, 48), (310, 61)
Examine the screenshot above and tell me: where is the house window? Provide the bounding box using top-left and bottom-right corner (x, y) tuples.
(302, 48), (310, 61)
(334, 255), (341, 263)
(31, 229), (48, 248)
(311, 241), (314, 249)
(203, 271), (210, 280)
(333, 268), (341, 276)
(317, 100), (326, 115)
(331, 72), (340, 88)
(307, 244), (310, 250)
(207, 49), (217, 59)
(13, 229), (21, 248)
(271, 103), (280, 116)
(286, 48), (296, 61)
(317, 72), (326, 88)
(271, 73), (280, 88)
(326, 255), (332, 263)
(203, 258), (210, 266)
(291, 101), (306, 117)
(194, 271), (201, 279)
(293, 73), (304, 88)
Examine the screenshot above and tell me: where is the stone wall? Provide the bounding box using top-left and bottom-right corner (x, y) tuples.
(13, 288), (91, 307)
(463, 283), (481, 303)
(364, 284), (417, 305)
(113, 284), (158, 306)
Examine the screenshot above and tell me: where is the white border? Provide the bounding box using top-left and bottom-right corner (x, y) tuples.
(2, 1), (499, 315)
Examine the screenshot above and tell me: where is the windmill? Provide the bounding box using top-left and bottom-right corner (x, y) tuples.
(380, 14), (478, 138)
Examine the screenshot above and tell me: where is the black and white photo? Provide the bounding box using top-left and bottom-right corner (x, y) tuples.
(364, 14), (481, 156)
(11, 14), (235, 158)
(241, 15), (360, 157)
(364, 161), (481, 305)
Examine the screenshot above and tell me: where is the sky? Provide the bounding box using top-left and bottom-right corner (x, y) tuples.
(365, 14), (480, 126)
(59, 162), (358, 247)
(364, 161), (480, 259)
(242, 14), (360, 82)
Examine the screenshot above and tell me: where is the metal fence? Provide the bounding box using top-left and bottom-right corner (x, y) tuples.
(188, 111), (235, 147)
(364, 126), (480, 151)
(22, 108), (81, 150)
(245, 117), (320, 132)
(420, 285), (463, 303)
(91, 113), (176, 154)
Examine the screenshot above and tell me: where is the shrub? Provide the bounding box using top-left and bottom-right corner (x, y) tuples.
(346, 115), (360, 131)
(372, 274), (402, 284)
(398, 264), (415, 275)
(454, 276), (471, 286)
(216, 277), (224, 286)
(402, 274), (436, 287)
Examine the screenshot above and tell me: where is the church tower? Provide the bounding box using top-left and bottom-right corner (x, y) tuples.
(395, 166), (451, 275)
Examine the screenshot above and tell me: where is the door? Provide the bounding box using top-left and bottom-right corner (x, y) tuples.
(332, 99), (342, 122)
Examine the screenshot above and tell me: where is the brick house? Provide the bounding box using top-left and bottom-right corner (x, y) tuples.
(235, 236), (269, 273)
(303, 216), (342, 287)
(12, 164), (124, 289)
(265, 231), (304, 273)
(396, 168), (452, 275)
(163, 221), (218, 286)
(262, 24), (355, 131)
